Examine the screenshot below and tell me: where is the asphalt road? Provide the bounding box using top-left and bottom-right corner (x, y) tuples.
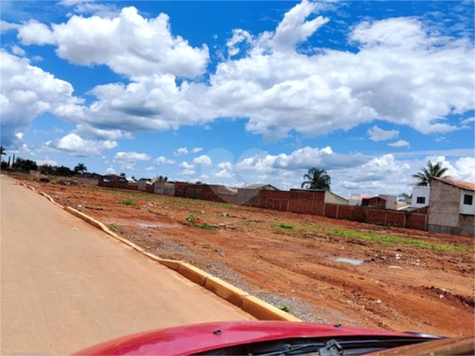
(0, 175), (252, 355)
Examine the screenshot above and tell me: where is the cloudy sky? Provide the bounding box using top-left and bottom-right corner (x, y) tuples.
(1, 0), (474, 196)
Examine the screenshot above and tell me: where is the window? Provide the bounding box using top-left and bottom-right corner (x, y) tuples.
(416, 197), (425, 204)
(463, 194), (473, 205)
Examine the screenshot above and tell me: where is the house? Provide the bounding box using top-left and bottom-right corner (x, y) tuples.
(362, 196), (386, 209)
(378, 195), (397, 210)
(99, 174), (128, 189)
(361, 195), (397, 210)
(427, 177), (475, 237)
(154, 182), (175, 196)
(237, 184), (278, 205)
(137, 178), (153, 192)
(294, 189), (349, 205)
(411, 186), (430, 208)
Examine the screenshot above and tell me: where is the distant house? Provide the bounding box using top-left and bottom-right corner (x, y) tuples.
(99, 174), (128, 189)
(411, 186), (430, 208)
(154, 182), (175, 196)
(361, 195), (397, 210)
(137, 178), (153, 192)
(237, 184), (278, 205)
(428, 177), (475, 237)
(294, 189), (349, 205)
(101, 174), (126, 183)
(362, 196), (386, 209)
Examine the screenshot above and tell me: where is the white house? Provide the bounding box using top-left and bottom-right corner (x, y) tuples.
(411, 186), (430, 208)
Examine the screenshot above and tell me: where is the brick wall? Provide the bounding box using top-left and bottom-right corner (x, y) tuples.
(367, 209), (386, 225)
(259, 190), (290, 211)
(406, 213), (427, 230)
(386, 211), (405, 227)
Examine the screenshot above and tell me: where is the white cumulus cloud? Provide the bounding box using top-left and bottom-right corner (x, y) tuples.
(18, 7), (209, 79)
(155, 156), (175, 165)
(193, 154), (212, 166)
(388, 140), (410, 148)
(0, 51), (82, 147)
(46, 133), (117, 156)
(174, 147), (189, 156)
(368, 125), (399, 141)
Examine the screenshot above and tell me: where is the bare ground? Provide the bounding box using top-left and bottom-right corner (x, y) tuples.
(25, 177), (475, 337)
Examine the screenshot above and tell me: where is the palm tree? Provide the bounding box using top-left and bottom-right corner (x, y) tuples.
(301, 168), (331, 190)
(412, 160), (449, 186)
(74, 163), (87, 174)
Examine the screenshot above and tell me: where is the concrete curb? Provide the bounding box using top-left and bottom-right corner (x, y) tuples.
(24, 184), (301, 322)
(40, 192), (64, 209)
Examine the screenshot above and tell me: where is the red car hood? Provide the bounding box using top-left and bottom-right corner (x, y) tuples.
(73, 321), (428, 356)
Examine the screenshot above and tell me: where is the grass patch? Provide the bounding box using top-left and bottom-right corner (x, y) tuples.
(272, 222), (299, 230)
(121, 199), (136, 206)
(194, 223), (219, 231)
(243, 220), (253, 227)
(185, 214), (218, 230)
(327, 228), (471, 252)
(109, 223), (118, 232)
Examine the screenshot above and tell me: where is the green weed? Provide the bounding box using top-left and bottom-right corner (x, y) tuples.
(194, 223), (219, 231)
(327, 228), (471, 252)
(186, 214), (196, 223)
(121, 199), (136, 206)
(272, 222), (297, 230)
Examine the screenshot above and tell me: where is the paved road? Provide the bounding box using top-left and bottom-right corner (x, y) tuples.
(0, 175), (252, 355)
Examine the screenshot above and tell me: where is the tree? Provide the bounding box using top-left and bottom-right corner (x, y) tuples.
(301, 168), (331, 190)
(74, 163), (87, 174)
(0, 146), (5, 157)
(156, 175), (168, 183)
(412, 160), (449, 186)
(12, 157), (38, 172)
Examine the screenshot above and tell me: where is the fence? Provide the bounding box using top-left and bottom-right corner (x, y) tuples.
(246, 189), (428, 231)
(96, 180), (428, 231)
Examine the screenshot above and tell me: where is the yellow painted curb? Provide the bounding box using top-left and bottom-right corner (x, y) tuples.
(205, 276), (249, 308)
(177, 263), (210, 286)
(242, 295), (302, 322)
(158, 258), (182, 271)
(65, 207), (107, 231)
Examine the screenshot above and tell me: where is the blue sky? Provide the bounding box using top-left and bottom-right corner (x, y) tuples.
(1, 0), (474, 196)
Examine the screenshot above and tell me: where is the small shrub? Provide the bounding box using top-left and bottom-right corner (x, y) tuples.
(186, 214), (196, 223)
(109, 223), (118, 232)
(121, 199), (135, 206)
(272, 222), (296, 230)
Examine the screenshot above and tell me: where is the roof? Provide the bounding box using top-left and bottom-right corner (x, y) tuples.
(432, 177), (475, 191)
(362, 196), (385, 201)
(241, 184), (279, 190)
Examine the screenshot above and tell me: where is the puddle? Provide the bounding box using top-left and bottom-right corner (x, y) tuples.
(334, 257), (364, 266)
(138, 223), (160, 228)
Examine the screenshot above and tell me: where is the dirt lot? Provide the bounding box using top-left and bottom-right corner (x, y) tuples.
(25, 177), (475, 336)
